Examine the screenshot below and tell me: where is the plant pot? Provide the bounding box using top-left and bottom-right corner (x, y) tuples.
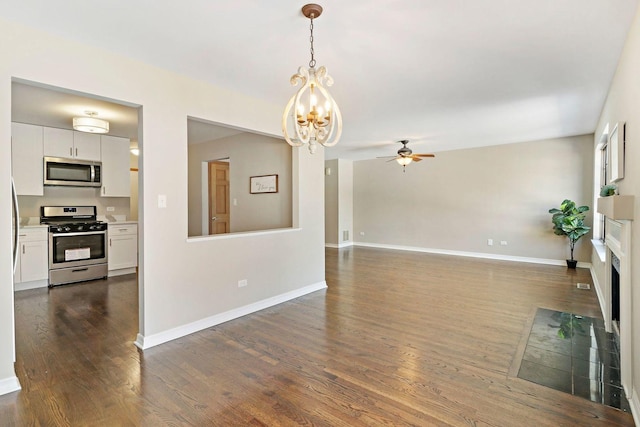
(566, 259), (577, 269)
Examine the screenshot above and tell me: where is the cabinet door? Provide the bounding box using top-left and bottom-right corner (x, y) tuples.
(109, 235), (137, 270)
(11, 123), (44, 196)
(20, 241), (49, 282)
(101, 135), (131, 197)
(43, 127), (74, 158)
(73, 132), (101, 161)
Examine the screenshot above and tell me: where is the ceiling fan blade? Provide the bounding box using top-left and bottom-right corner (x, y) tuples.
(411, 156), (423, 162)
(376, 156), (397, 159)
(414, 153), (435, 158)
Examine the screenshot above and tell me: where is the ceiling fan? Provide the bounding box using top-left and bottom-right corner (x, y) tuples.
(377, 140), (435, 171)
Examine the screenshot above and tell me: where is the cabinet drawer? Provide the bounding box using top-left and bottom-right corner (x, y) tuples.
(108, 224), (137, 236)
(18, 228), (48, 242)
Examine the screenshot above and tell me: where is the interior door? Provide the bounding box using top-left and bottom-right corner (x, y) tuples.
(208, 161), (230, 234)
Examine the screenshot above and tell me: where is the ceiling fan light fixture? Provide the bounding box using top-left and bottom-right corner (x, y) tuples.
(73, 111), (109, 134)
(282, 3), (342, 154)
(396, 157), (412, 166)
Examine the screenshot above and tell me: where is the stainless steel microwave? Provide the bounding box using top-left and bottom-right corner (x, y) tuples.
(43, 157), (102, 188)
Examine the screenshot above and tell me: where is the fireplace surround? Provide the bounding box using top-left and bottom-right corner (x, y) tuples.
(604, 218), (632, 396)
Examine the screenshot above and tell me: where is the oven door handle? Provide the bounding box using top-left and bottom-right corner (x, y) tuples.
(50, 230), (107, 238)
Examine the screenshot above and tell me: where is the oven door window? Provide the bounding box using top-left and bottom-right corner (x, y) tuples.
(52, 233), (106, 264)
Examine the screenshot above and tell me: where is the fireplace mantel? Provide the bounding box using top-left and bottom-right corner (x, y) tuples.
(597, 195), (634, 220)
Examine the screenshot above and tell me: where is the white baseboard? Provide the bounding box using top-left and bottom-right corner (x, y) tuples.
(135, 281), (328, 350)
(108, 267), (137, 277)
(14, 279), (48, 292)
(325, 242), (353, 249)
(0, 376), (21, 396)
(353, 241), (592, 268)
(631, 389), (640, 427)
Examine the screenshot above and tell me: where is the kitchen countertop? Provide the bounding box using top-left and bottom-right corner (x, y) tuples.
(98, 215), (137, 225)
(19, 224), (48, 229)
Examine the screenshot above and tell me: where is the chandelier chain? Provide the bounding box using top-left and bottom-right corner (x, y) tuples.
(309, 15), (316, 68)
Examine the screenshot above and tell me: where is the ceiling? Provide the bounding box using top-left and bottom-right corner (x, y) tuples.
(4, 1), (639, 159)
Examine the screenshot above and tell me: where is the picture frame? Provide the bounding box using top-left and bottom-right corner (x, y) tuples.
(250, 174), (278, 194)
(610, 122), (625, 183)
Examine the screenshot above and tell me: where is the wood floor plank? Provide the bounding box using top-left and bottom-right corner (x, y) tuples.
(0, 247), (634, 425)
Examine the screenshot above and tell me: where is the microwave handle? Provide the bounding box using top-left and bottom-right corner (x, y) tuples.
(91, 165), (96, 182)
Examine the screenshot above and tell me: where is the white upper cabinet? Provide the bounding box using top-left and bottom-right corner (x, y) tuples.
(11, 122), (44, 196)
(43, 127), (101, 161)
(73, 132), (102, 161)
(101, 135), (131, 197)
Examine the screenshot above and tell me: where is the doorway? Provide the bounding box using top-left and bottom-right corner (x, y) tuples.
(10, 79), (143, 373)
(208, 160), (230, 234)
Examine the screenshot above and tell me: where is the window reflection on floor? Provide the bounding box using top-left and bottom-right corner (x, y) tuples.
(518, 308), (630, 412)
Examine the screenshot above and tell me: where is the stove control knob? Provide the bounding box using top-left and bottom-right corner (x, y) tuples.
(57, 226), (64, 232)
(64, 226), (71, 232)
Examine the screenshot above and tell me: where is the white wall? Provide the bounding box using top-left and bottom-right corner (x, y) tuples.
(188, 132), (292, 236)
(592, 3), (640, 418)
(0, 18), (325, 393)
(353, 135), (594, 263)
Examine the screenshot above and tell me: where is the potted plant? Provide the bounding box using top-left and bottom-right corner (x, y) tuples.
(600, 184), (617, 197)
(548, 199), (591, 269)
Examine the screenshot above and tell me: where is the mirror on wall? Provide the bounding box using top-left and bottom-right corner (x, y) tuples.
(187, 118), (293, 238)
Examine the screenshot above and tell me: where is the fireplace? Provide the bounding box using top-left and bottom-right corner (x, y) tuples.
(603, 218), (631, 396)
(611, 252), (620, 327)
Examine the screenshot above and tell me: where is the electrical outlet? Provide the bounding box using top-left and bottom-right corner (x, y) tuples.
(238, 279), (248, 288)
(359, 231), (365, 236)
(343, 230), (349, 241)
(500, 241), (508, 246)
(106, 206), (115, 212)
(487, 239), (493, 246)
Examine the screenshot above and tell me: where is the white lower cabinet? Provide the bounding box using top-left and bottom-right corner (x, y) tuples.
(14, 227), (49, 289)
(108, 224), (138, 275)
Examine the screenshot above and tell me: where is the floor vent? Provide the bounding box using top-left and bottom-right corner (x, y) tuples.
(576, 283), (591, 290)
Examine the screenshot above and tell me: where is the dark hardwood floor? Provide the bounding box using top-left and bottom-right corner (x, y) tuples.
(0, 247), (634, 426)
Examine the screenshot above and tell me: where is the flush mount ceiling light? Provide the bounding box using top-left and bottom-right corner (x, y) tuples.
(73, 111), (109, 134)
(282, 3), (342, 154)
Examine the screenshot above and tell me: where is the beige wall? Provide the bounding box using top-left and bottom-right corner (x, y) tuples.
(17, 187), (130, 222)
(592, 3), (640, 413)
(188, 132), (292, 236)
(0, 17), (325, 390)
(324, 159), (339, 245)
(324, 159), (353, 247)
(354, 135), (594, 262)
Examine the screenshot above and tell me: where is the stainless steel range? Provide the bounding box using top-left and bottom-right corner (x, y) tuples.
(41, 206), (108, 286)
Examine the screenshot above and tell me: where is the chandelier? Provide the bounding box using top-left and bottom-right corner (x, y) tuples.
(282, 4), (342, 154)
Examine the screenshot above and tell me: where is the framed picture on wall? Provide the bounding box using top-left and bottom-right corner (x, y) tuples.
(250, 174), (278, 194)
(610, 122), (625, 182)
